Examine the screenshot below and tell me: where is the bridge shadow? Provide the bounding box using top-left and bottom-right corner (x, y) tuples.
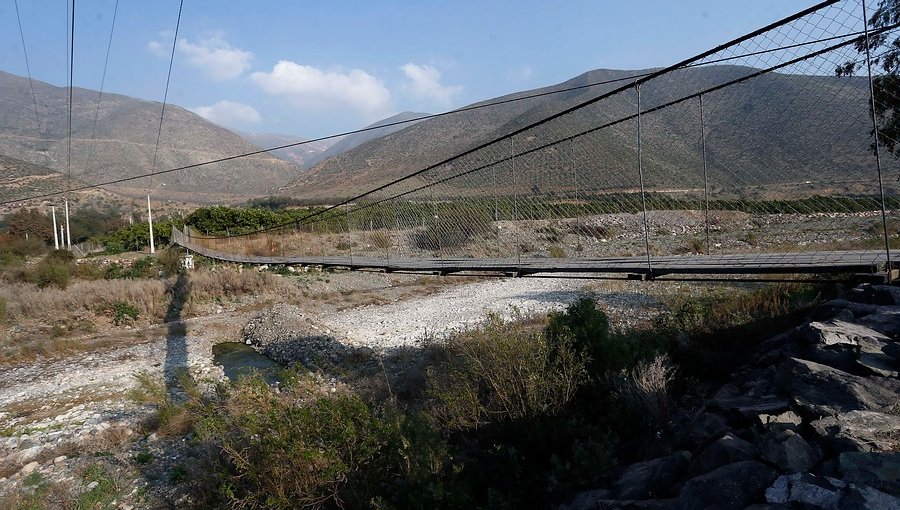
(163, 270), (191, 395)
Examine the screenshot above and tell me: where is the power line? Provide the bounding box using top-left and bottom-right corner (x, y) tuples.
(87, 0), (120, 180)
(148, 0), (183, 192)
(13, 0), (42, 135)
(0, 0), (857, 207)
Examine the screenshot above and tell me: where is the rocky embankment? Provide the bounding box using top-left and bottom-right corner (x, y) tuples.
(563, 284), (900, 510)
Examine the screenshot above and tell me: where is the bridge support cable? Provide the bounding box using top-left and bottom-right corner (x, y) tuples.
(699, 93), (712, 255)
(636, 83), (653, 276)
(861, 0), (894, 283)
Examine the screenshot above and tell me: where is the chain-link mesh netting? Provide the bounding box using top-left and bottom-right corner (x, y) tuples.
(179, 0), (900, 279)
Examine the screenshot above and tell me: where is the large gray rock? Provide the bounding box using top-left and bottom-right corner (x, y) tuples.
(811, 410), (900, 453)
(884, 342), (900, 361)
(674, 412), (729, 450)
(765, 473), (844, 509)
(778, 358), (900, 418)
(757, 429), (820, 473)
(801, 319), (890, 348)
(687, 433), (756, 478)
(615, 451), (691, 500)
(839, 484), (900, 510)
(678, 461), (776, 510)
(858, 309), (900, 338)
(838, 452), (900, 495)
(711, 384), (788, 417)
(849, 284), (900, 306)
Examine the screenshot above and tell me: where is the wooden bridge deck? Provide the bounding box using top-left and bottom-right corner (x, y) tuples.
(174, 236), (892, 278)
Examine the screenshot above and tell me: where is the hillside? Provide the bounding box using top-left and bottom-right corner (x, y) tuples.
(0, 71), (299, 203)
(0, 153), (127, 216)
(301, 111), (430, 169)
(240, 132), (336, 168)
(283, 66), (882, 201)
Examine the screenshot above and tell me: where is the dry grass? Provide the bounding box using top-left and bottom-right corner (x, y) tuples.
(617, 354), (677, 430)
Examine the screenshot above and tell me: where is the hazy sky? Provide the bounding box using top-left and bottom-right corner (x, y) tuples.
(0, 0), (817, 138)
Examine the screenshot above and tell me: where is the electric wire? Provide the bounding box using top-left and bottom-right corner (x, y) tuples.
(148, 0), (183, 192)
(87, 0), (120, 178)
(13, 0), (42, 135)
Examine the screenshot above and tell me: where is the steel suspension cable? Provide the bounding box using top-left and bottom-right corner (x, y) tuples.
(148, 0), (183, 192)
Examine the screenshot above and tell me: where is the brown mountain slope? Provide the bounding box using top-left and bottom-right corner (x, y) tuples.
(282, 66), (884, 202)
(0, 71), (299, 203)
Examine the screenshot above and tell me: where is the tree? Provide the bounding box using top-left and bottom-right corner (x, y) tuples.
(837, 0), (900, 156)
(3, 208), (53, 243)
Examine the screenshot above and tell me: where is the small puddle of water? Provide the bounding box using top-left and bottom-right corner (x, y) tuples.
(212, 342), (281, 383)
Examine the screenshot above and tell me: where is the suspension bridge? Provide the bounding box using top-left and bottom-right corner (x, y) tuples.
(166, 0), (900, 281)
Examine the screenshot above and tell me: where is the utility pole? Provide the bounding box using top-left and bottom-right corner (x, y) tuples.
(52, 206), (59, 250)
(64, 198), (71, 249)
(148, 183), (165, 254)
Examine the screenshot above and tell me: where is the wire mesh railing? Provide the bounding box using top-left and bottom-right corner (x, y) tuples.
(178, 0), (900, 279)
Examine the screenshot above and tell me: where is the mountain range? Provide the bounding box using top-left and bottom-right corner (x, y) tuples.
(281, 66), (888, 201)
(0, 71), (297, 203)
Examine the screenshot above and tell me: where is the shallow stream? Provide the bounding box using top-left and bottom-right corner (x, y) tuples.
(212, 342), (280, 383)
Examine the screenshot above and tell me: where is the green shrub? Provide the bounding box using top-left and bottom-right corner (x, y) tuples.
(110, 301), (139, 326)
(193, 374), (443, 509)
(32, 253), (72, 289)
(157, 247), (183, 276)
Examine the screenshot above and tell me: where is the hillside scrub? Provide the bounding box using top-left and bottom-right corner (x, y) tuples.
(0, 264), (284, 364)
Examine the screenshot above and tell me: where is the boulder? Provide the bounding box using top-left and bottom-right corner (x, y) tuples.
(839, 484), (900, 510)
(838, 451), (900, 495)
(778, 358), (900, 418)
(757, 429), (820, 473)
(811, 410), (900, 453)
(884, 342), (900, 361)
(674, 411), (729, 450)
(562, 489), (610, 510)
(858, 310), (900, 338)
(711, 384), (788, 417)
(765, 473), (844, 509)
(849, 285), (900, 306)
(615, 451), (691, 500)
(595, 500), (680, 509)
(678, 461), (776, 510)
(801, 319), (890, 348)
(686, 433), (756, 478)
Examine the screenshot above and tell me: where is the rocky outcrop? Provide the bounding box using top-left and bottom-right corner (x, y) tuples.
(561, 284), (900, 510)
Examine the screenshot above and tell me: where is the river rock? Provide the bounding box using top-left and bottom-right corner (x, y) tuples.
(678, 461), (776, 510)
(757, 429), (820, 473)
(811, 410), (900, 453)
(778, 358), (900, 418)
(801, 319), (890, 348)
(838, 451), (900, 495)
(839, 484), (900, 509)
(858, 309), (900, 337)
(687, 433), (756, 478)
(765, 473), (844, 508)
(614, 451), (691, 500)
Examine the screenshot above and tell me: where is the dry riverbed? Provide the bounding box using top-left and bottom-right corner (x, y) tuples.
(0, 269), (708, 506)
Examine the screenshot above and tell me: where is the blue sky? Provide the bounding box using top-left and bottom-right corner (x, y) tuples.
(0, 0), (816, 139)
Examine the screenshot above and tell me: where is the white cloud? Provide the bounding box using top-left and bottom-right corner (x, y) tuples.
(177, 34), (253, 80)
(190, 100), (261, 126)
(250, 61), (392, 120)
(400, 63), (461, 106)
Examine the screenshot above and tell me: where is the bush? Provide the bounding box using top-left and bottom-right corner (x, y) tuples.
(192, 373), (445, 509)
(32, 252), (73, 289)
(110, 301), (139, 326)
(616, 354), (677, 431)
(427, 314), (586, 432)
(411, 208), (493, 251)
(157, 247), (183, 276)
